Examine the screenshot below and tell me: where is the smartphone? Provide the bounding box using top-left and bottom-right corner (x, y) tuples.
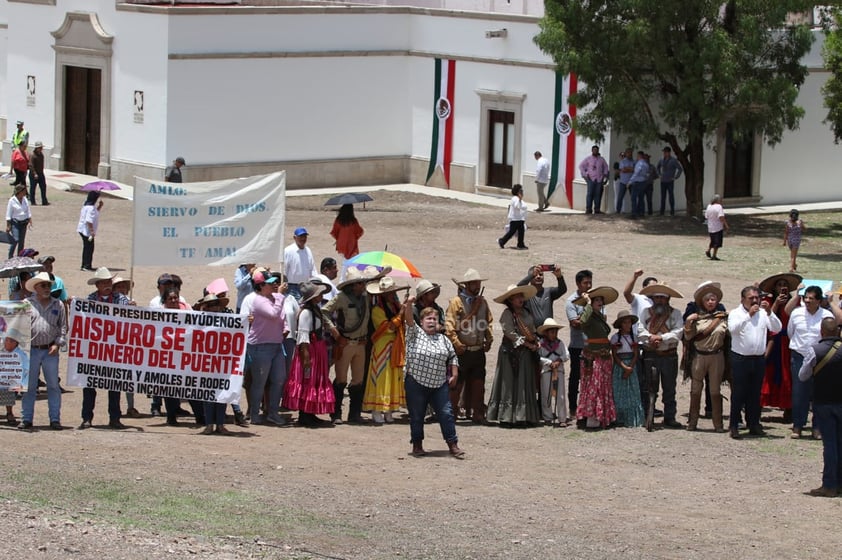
(781, 286), (789, 296)
(539, 264), (556, 272)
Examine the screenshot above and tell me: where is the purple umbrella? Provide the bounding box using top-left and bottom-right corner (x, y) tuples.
(81, 180), (121, 192)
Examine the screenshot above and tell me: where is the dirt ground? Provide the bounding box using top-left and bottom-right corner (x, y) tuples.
(0, 185), (841, 559)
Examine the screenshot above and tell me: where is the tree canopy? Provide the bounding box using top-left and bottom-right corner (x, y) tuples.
(535, 0), (817, 216)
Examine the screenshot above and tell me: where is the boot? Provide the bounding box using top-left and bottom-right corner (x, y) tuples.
(347, 384), (364, 424)
(447, 440), (466, 459)
(469, 377), (487, 424)
(687, 393), (701, 431)
(233, 410), (249, 427)
(331, 381), (347, 425)
(712, 395), (724, 433)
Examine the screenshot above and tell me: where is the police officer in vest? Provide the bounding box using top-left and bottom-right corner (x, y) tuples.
(798, 316), (842, 497)
(12, 121), (29, 148)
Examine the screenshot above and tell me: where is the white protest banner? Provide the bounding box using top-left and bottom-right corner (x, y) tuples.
(0, 302), (31, 391)
(133, 171), (285, 266)
(66, 299), (247, 404)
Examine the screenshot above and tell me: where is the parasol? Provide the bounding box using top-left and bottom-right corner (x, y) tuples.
(81, 181), (121, 192)
(343, 251), (421, 278)
(0, 256), (43, 279)
(324, 193), (374, 206)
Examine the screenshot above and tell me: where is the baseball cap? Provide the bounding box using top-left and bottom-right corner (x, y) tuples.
(294, 227), (309, 237)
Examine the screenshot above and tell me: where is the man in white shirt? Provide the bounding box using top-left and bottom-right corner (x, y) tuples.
(788, 286), (842, 438)
(623, 269), (658, 318)
(727, 286), (782, 439)
(704, 194), (729, 261)
(314, 257), (339, 303)
(534, 151), (551, 211)
(283, 227), (318, 300)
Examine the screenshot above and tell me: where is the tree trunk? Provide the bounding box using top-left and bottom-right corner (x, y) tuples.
(684, 139), (705, 218)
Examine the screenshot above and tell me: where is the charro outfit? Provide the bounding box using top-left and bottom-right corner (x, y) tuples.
(486, 307), (540, 426)
(444, 289), (493, 423)
(683, 310), (729, 430)
(322, 289), (371, 422)
(577, 304), (616, 427)
(638, 305), (684, 424)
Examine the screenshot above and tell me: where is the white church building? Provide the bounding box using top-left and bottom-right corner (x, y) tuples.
(0, 0), (838, 211)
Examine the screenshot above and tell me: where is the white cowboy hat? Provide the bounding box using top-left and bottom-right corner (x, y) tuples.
(493, 284), (538, 304)
(24, 271), (52, 293)
(112, 276), (135, 289)
(536, 318), (565, 335)
(694, 283), (723, 309)
(452, 268), (487, 285)
(366, 276), (409, 295)
(86, 267), (116, 285)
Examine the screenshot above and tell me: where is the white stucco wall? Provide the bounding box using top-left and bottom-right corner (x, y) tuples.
(167, 55), (411, 163)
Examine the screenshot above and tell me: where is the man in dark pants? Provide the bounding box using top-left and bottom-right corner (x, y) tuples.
(28, 141), (49, 206)
(81, 268), (131, 429)
(798, 317), (842, 497)
(565, 270), (592, 419)
(727, 286), (782, 439)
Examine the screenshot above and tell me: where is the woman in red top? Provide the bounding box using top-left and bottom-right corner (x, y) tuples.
(11, 142), (29, 188)
(330, 204), (364, 261)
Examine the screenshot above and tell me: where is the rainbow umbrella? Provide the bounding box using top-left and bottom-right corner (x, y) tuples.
(343, 251), (422, 278)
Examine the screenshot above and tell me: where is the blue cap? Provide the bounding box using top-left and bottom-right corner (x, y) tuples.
(294, 227), (309, 237)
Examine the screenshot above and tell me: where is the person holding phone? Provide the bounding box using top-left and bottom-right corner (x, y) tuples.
(516, 263), (567, 326)
(759, 273), (802, 424)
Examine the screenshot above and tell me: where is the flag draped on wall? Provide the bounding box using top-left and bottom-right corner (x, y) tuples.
(425, 58), (456, 187)
(548, 72), (577, 207)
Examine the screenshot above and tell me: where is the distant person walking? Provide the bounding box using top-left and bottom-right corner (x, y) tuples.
(534, 151), (550, 211)
(704, 194), (729, 261)
(498, 184), (528, 250)
(330, 204), (364, 262)
(5, 184), (32, 259)
(76, 191), (103, 271)
(11, 141), (29, 188)
(784, 209), (805, 273)
(165, 156), (186, 183)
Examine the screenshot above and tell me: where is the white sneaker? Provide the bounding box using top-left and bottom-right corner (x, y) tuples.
(371, 411), (384, 424)
(384, 411), (394, 424)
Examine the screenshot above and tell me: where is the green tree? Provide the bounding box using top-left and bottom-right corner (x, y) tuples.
(535, 1), (817, 216)
(822, 8), (842, 142)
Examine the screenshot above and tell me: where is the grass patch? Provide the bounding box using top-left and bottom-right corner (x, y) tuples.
(1, 469), (364, 540)
(754, 439), (821, 460)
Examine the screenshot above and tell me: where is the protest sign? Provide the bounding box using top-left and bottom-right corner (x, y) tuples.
(66, 299), (247, 404)
(133, 171), (285, 266)
(0, 302), (31, 392)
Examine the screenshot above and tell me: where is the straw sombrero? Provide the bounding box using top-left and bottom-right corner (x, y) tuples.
(639, 283), (683, 299)
(693, 281), (723, 309)
(452, 268), (487, 285)
(758, 273), (802, 296)
(366, 276), (409, 295)
(573, 286), (619, 306)
(493, 284), (537, 304)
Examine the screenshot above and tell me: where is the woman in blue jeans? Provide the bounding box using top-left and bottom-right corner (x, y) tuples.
(402, 295), (464, 458)
(245, 270), (287, 425)
(5, 184), (32, 258)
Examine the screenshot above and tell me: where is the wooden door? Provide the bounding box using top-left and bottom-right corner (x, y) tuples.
(63, 66), (102, 175)
(487, 109), (514, 188)
(723, 123), (753, 198)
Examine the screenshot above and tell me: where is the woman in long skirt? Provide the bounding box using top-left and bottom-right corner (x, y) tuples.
(486, 284), (541, 427)
(283, 281), (335, 427)
(610, 310), (644, 427)
(576, 286), (618, 429)
(362, 277), (408, 424)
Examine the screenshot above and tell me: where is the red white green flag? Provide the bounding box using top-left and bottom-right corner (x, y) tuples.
(548, 72), (577, 207)
(425, 58), (456, 187)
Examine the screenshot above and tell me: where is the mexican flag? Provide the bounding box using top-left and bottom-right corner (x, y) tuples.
(425, 58), (456, 187)
(548, 72), (577, 207)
